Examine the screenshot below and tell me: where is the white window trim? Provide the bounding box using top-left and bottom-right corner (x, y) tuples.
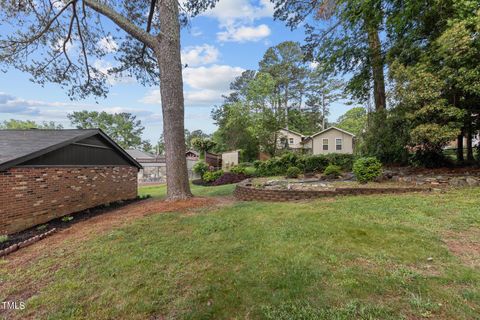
(322, 138), (329, 150)
(336, 138), (343, 150)
(289, 138), (294, 144)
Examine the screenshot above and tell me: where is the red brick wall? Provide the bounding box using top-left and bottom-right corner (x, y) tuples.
(0, 166), (138, 235)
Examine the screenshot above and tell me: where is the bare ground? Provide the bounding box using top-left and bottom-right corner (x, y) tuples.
(443, 228), (480, 269)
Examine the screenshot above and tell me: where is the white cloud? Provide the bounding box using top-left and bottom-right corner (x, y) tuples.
(185, 89), (227, 105)
(183, 64), (244, 91)
(181, 44), (219, 66)
(0, 92), (155, 120)
(203, 0), (274, 25)
(141, 64), (244, 106)
(190, 27), (203, 37)
(141, 89), (226, 106)
(93, 59), (135, 85)
(217, 24), (271, 42)
(97, 36), (118, 53)
(202, 0), (274, 43)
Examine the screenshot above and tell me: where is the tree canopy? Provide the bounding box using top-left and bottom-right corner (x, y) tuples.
(0, 119), (63, 130)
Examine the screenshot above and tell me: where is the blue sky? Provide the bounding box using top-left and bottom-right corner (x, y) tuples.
(0, 0), (354, 143)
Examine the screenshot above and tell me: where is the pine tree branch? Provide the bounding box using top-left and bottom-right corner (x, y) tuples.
(83, 0), (157, 47)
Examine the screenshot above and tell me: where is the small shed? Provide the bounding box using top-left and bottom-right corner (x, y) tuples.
(221, 150), (240, 170)
(0, 129), (142, 235)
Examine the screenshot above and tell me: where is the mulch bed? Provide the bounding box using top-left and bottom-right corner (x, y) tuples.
(385, 166), (480, 175)
(0, 196), (149, 252)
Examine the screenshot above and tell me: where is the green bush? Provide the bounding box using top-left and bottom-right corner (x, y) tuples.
(324, 153), (355, 171)
(255, 158), (283, 176)
(203, 170), (224, 183)
(323, 164), (342, 178)
(252, 153), (354, 177)
(278, 152), (301, 171)
(230, 165), (246, 175)
(62, 216), (73, 222)
(244, 166), (257, 176)
(353, 157), (383, 183)
(303, 155), (329, 173)
(193, 161), (209, 178)
(286, 166), (301, 178)
(0, 235), (8, 243)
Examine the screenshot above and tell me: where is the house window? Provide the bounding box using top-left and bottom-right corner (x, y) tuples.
(322, 138), (329, 150)
(289, 138), (294, 144)
(336, 138), (342, 150)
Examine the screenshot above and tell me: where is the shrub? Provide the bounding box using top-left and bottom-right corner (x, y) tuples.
(324, 153), (355, 171)
(0, 235), (8, 243)
(36, 224), (48, 231)
(203, 170), (224, 183)
(230, 165), (246, 175)
(62, 216), (73, 222)
(255, 158), (283, 177)
(303, 155), (329, 173)
(193, 161), (209, 178)
(211, 172), (248, 186)
(244, 166), (257, 176)
(353, 157), (383, 183)
(323, 164), (342, 178)
(286, 166), (301, 178)
(278, 152), (301, 171)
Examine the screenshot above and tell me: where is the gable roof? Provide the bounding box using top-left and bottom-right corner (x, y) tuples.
(309, 126), (356, 139)
(0, 129), (142, 171)
(126, 149), (155, 159)
(278, 128), (305, 137)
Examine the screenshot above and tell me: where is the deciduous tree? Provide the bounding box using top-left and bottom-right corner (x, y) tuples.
(68, 110), (145, 149)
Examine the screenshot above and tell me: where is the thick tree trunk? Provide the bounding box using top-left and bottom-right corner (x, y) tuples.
(155, 0), (192, 200)
(366, 25), (386, 111)
(457, 131), (464, 162)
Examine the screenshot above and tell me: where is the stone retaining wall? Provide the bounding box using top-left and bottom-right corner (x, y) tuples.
(234, 184), (427, 202)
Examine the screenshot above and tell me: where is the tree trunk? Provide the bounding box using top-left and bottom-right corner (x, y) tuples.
(155, 0), (192, 200)
(457, 131), (464, 162)
(321, 92), (326, 130)
(366, 25), (386, 111)
(467, 121), (474, 162)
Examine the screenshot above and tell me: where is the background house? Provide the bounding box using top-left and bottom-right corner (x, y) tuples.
(276, 128), (308, 152)
(303, 127), (355, 155)
(126, 149), (200, 184)
(0, 129), (141, 235)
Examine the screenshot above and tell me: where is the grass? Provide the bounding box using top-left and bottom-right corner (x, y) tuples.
(1, 186), (479, 319)
(138, 183), (236, 199)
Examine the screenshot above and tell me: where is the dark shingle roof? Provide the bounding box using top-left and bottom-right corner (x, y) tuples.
(0, 129), (141, 171)
(126, 149), (155, 159)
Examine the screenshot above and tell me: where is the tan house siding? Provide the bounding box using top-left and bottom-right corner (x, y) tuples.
(311, 128), (354, 155)
(277, 129), (304, 150)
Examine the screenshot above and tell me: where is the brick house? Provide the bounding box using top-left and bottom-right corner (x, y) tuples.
(0, 129), (142, 235)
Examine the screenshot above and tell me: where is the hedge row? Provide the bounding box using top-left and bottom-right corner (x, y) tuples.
(253, 152), (355, 177)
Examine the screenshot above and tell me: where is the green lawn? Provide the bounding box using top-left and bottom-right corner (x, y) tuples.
(1, 186), (479, 319)
(139, 183), (236, 199)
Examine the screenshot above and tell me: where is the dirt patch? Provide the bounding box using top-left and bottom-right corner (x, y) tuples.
(443, 228), (480, 269)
